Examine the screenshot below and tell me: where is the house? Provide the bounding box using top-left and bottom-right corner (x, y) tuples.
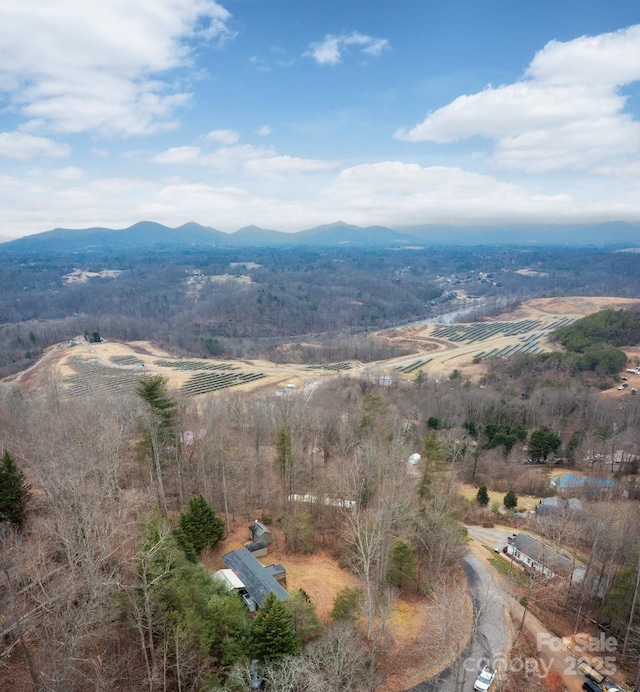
(536, 496), (583, 516)
(506, 534), (582, 582)
(551, 473), (615, 490)
(219, 549), (289, 612)
(248, 520), (273, 545)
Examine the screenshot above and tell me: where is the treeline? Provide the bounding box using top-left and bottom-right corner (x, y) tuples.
(555, 307), (640, 351)
(503, 308), (640, 380)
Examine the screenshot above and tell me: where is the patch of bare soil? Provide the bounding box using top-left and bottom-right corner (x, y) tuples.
(517, 296), (640, 317)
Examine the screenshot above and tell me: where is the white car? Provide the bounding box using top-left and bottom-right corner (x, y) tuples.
(473, 665), (496, 691)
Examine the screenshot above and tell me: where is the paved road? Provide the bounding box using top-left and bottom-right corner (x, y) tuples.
(407, 552), (507, 691)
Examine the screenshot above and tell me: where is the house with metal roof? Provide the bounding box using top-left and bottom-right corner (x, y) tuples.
(536, 496), (583, 516)
(220, 549), (289, 612)
(506, 534), (583, 582)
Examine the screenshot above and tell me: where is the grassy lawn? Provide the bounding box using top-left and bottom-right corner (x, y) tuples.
(487, 551), (531, 587)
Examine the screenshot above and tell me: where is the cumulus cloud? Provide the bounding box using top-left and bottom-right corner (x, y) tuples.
(152, 143), (272, 168)
(305, 32), (390, 66)
(395, 24), (640, 173)
(152, 141), (336, 178)
(4, 156), (640, 238)
(53, 167), (84, 181)
(205, 129), (240, 145)
(327, 161), (582, 225)
(258, 125), (272, 137)
(243, 155), (338, 179)
(152, 146), (204, 165)
(0, 131), (70, 160)
(0, 1), (234, 137)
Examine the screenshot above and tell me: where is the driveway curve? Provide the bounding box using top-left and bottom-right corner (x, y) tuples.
(407, 551), (508, 691)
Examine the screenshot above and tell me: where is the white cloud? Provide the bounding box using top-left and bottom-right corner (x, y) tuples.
(53, 167), (84, 181)
(0, 1), (234, 137)
(243, 155), (338, 179)
(155, 143), (272, 167)
(326, 162), (588, 226)
(395, 24), (640, 174)
(5, 157), (640, 239)
(0, 131), (70, 160)
(305, 32), (390, 66)
(152, 146), (204, 165)
(152, 142), (334, 178)
(258, 125), (272, 137)
(205, 129), (240, 145)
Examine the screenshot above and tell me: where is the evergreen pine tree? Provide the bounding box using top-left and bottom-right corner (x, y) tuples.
(175, 494), (225, 560)
(252, 592), (300, 661)
(476, 486), (490, 506)
(0, 450), (30, 526)
(387, 539), (418, 588)
(503, 489), (518, 510)
(286, 589), (322, 643)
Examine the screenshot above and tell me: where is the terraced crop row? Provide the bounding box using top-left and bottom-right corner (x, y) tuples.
(154, 359), (238, 371)
(181, 371), (266, 395)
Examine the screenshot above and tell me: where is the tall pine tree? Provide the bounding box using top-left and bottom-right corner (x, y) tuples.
(175, 494), (225, 561)
(0, 450), (30, 526)
(252, 592), (300, 661)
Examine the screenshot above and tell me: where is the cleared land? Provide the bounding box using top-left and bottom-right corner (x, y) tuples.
(8, 296), (640, 401)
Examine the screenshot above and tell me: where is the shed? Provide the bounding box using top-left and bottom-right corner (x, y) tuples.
(244, 540), (269, 558)
(248, 520), (273, 545)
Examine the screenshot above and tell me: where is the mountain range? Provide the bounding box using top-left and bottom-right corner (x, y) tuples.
(2, 220), (640, 252)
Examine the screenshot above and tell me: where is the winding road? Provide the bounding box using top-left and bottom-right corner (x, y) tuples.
(407, 551), (508, 691)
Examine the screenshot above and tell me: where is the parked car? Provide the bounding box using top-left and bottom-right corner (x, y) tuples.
(473, 665), (496, 691)
(581, 681), (602, 692)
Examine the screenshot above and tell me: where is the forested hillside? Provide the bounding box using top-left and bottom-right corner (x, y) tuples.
(0, 244), (639, 377)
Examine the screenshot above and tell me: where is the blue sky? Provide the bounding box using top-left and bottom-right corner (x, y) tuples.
(2, 0), (640, 237)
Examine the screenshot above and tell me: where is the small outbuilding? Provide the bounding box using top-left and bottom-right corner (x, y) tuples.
(248, 520), (273, 545)
(244, 540), (269, 558)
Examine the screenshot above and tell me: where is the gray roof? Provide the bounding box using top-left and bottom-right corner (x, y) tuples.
(541, 496), (565, 507)
(222, 549), (289, 607)
(249, 521), (271, 537)
(510, 534), (573, 576)
(265, 563), (286, 579)
(537, 495), (584, 515)
(246, 540), (268, 552)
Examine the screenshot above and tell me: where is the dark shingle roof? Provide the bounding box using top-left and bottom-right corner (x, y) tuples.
(511, 534), (573, 576)
(222, 549), (289, 607)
